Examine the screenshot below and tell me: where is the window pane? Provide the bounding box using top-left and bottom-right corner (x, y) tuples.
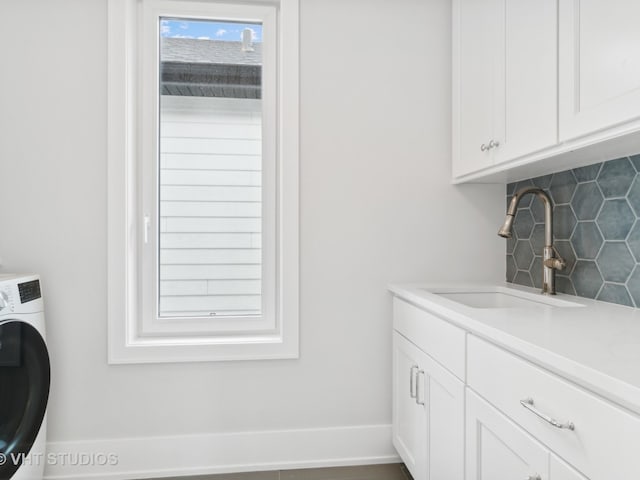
(158, 18), (263, 318)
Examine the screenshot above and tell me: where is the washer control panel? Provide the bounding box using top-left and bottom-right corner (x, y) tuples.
(18, 280), (41, 304)
(0, 274), (42, 315)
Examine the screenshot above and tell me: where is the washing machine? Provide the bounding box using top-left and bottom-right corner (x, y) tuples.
(0, 274), (49, 480)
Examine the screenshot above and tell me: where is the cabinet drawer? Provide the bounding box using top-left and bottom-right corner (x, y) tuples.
(393, 298), (465, 380)
(467, 335), (640, 480)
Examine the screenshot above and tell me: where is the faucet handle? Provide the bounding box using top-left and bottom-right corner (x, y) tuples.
(544, 245), (566, 271)
(544, 257), (566, 270)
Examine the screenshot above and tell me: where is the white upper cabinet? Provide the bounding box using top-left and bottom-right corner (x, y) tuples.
(559, 0), (640, 141)
(494, 0), (558, 164)
(454, 0), (496, 176)
(453, 0), (640, 183)
(453, 0), (558, 179)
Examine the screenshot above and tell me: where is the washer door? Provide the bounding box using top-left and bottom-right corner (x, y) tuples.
(0, 321), (50, 479)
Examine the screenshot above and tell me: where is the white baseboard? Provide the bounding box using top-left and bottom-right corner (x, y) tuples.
(43, 424), (399, 480)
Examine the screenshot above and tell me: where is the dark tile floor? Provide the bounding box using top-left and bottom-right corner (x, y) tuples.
(145, 463), (411, 480)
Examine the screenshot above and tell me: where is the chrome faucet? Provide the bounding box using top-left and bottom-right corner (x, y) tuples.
(498, 187), (566, 295)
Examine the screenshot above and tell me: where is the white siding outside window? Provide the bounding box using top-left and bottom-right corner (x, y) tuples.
(159, 96), (263, 318)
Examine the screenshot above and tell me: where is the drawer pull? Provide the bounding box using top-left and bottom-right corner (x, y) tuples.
(416, 370), (426, 406)
(409, 365), (418, 398)
(520, 398), (575, 431)
(525, 476), (541, 480)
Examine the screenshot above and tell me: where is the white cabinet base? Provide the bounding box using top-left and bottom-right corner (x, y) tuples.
(466, 390), (548, 480)
(392, 331), (464, 480)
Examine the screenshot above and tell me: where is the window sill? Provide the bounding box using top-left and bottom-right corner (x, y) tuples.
(108, 329), (299, 364)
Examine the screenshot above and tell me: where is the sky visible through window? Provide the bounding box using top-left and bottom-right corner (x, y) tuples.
(161, 18), (263, 43)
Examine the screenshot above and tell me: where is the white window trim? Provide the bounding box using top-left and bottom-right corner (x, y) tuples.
(107, 0), (299, 364)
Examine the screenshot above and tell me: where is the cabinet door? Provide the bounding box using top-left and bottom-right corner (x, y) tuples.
(559, 0), (640, 141)
(392, 333), (427, 479)
(454, 0), (558, 177)
(424, 346), (465, 480)
(453, 0), (496, 177)
(393, 332), (465, 480)
(492, 0), (558, 164)
(466, 389), (548, 480)
(550, 455), (588, 480)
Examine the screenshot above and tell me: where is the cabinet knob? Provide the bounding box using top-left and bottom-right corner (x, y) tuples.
(488, 139), (500, 149)
(480, 143), (489, 152)
(525, 476), (541, 480)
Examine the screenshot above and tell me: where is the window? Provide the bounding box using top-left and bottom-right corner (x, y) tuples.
(108, 0), (299, 363)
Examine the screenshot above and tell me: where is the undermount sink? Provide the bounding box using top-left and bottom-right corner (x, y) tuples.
(426, 287), (583, 309)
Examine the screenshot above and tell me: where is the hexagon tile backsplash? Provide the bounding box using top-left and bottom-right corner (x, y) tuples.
(506, 154), (640, 308)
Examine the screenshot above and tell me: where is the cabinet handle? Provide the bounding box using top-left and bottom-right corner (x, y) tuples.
(525, 476), (541, 480)
(488, 139), (500, 149)
(520, 398), (575, 431)
(480, 143), (489, 152)
(409, 365), (418, 398)
(143, 214), (151, 244)
(415, 370), (426, 406)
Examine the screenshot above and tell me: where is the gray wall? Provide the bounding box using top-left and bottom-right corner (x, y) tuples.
(0, 0), (504, 476)
(507, 155), (640, 307)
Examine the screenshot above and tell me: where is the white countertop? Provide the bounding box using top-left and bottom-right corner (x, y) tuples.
(388, 282), (640, 416)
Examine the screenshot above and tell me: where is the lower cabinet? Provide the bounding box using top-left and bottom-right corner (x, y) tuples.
(390, 297), (631, 480)
(551, 455), (588, 480)
(466, 390), (586, 480)
(392, 332), (464, 480)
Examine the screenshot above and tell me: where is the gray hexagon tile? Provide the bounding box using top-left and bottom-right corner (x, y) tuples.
(506, 236), (516, 255)
(571, 261), (603, 298)
(549, 171), (577, 204)
(573, 163), (602, 182)
(626, 222), (640, 261)
(530, 256), (543, 289)
(572, 182), (603, 220)
(597, 157), (635, 198)
(571, 222), (603, 259)
(627, 177), (640, 216)
(530, 224), (546, 253)
(530, 196), (545, 223)
(513, 270), (533, 288)
(555, 275), (577, 296)
(532, 174), (553, 189)
(553, 205), (577, 240)
(506, 154), (640, 307)
(596, 242), (634, 283)
(514, 240), (534, 270)
(506, 255), (517, 282)
(505, 155), (640, 308)
(514, 209), (534, 239)
(627, 267), (640, 307)
(597, 199), (634, 240)
(597, 284), (634, 307)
